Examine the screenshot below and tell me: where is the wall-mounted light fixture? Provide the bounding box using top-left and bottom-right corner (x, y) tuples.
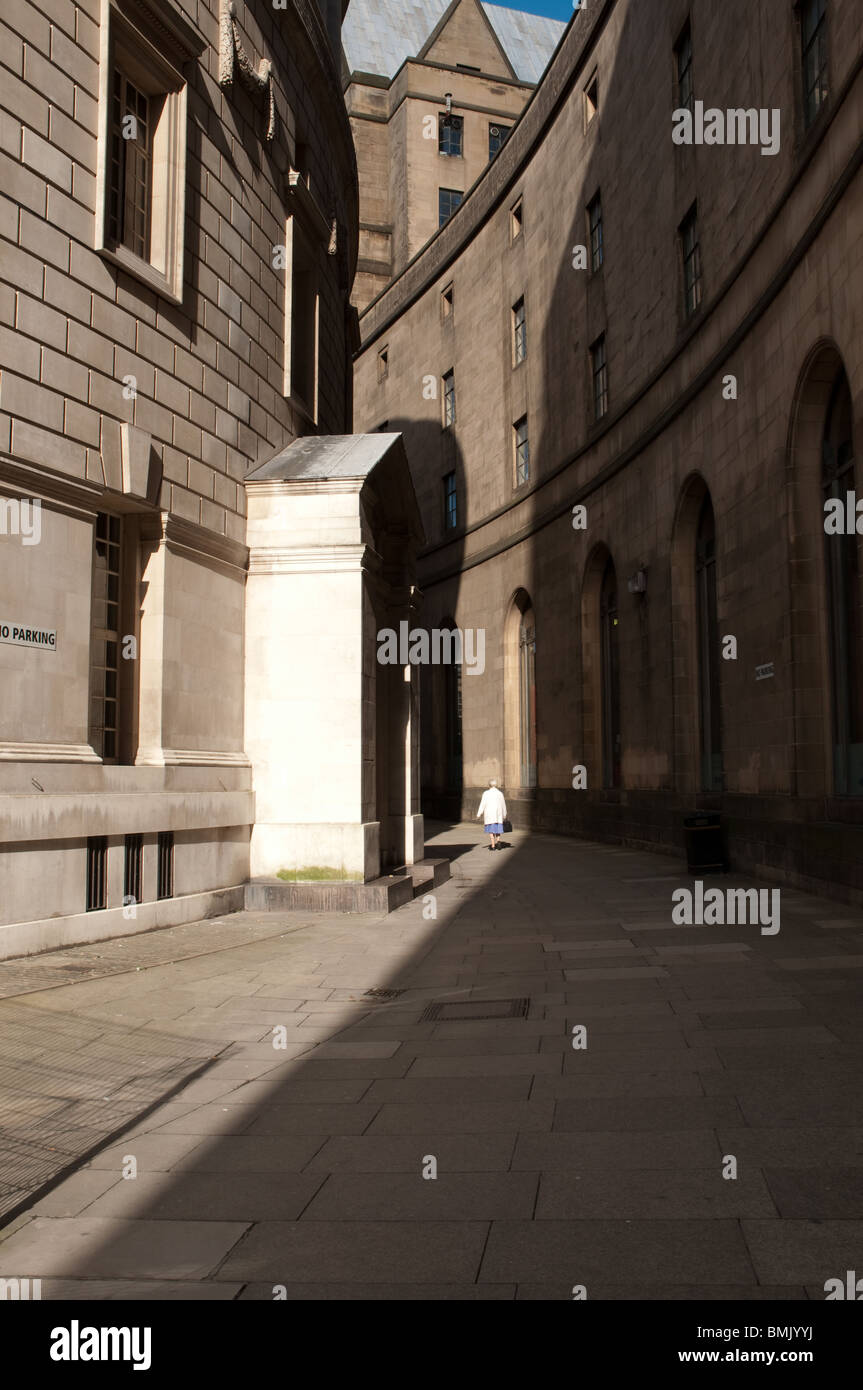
(627, 569), (647, 594)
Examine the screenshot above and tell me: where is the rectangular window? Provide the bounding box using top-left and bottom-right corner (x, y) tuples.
(443, 369), (456, 427)
(801, 0), (828, 126)
(439, 187), (463, 227)
(124, 833), (143, 906)
(680, 203), (702, 317)
(284, 214), (319, 420)
(439, 113), (463, 157)
(513, 297), (527, 365)
(90, 512), (122, 762)
(674, 20), (693, 114)
(587, 191), (603, 271)
(590, 333), (608, 420)
(86, 837), (107, 912)
(378, 347), (388, 381)
(510, 196), (523, 241)
(488, 122), (511, 160)
(96, 3), (200, 304)
(514, 416), (529, 486)
(443, 471), (457, 530)
(108, 69), (152, 260)
(441, 283), (454, 319)
(157, 831), (174, 900)
(584, 71), (598, 128)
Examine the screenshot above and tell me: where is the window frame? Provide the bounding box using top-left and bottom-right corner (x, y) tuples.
(679, 202), (702, 319)
(587, 190), (603, 272)
(438, 112), (464, 158)
(442, 369), (456, 429)
(583, 70), (599, 130)
(514, 415), (529, 487)
(799, 0), (828, 128)
(510, 196), (524, 242)
(89, 509), (139, 765)
(488, 122), (511, 160)
(443, 471), (457, 531)
(512, 296), (527, 366)
(590, 333), (608, 421)
(674, 18), (694, 114)
(95, 0), (200, 305)
(439, 187), (464, 227)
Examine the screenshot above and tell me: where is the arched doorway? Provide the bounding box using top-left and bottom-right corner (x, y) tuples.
(821, 370), (862, 793)
(599, 557), (621, 789)
(504, 589), (536, 791)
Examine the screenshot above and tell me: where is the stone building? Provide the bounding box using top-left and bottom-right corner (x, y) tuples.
(354, 0), (863, 904)
(342, 0), (565, 311)
(0, 0), (425, 958)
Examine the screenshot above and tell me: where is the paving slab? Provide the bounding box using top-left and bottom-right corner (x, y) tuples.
(0, 1215), (248, 1279)
(300, 1172), (538, 1221)
(214, 1220), (489, 1283)
(479, 1219), (756, 1285)
(1, 823), (862, 1298)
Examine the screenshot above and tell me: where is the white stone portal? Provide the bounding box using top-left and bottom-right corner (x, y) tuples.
(244, 434), (425, 883)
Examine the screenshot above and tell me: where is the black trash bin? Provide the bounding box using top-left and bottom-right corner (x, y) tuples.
(683, 811), (724, 873)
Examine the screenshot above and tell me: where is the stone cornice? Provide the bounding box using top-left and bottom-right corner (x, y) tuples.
(245, 477), (365, 497)
(247, 542), (379, 575)
(136, 747), (251, 766)
(141, 511), (249, 575)
(0, 743), (102, 764)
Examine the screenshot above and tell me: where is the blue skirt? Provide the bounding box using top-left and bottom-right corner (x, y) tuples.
(484, 823), (503, 834)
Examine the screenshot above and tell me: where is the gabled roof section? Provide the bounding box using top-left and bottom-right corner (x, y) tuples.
(341, 0), (565, 84)
(482, 3), (565, 85)
(419, 0), (516, 82)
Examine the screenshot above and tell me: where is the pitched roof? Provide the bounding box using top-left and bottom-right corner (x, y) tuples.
(342, 0), (566, 84)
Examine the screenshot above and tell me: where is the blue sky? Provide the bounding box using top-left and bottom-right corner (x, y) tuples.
(495, 0), (575, 19)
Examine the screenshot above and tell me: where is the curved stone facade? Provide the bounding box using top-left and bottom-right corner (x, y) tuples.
(354, 0), (863, 902)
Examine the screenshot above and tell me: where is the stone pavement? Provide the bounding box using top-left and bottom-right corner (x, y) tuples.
(1, 823), (862, 1300)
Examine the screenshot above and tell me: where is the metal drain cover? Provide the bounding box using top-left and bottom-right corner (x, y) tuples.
(363, 988), (404, 1001)
(421, 997), (529, 1022)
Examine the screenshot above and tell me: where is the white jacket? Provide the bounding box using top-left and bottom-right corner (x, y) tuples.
(477, 787), (507, 823)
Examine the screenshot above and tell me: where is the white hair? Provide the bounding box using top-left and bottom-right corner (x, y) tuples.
(489, 778), (497, 787)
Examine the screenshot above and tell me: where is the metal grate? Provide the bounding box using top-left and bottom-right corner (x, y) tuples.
(421, 997), (529, 1022)
(86, 837), (107, 912)
(157, 831), (174, 900)
(363, 988), (404, 1001)
(124, 833), (142, 905)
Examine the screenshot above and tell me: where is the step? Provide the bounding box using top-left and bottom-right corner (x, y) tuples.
(245, 873), (415, 915)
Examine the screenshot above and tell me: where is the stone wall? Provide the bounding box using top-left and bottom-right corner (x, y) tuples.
(354, 0), (863, 903)
(0, 0), (358, 951)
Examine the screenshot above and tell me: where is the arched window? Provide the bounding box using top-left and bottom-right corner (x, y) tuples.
(822, 371), (863, 793)
(696, 495), (722, 790)
(600, 558), (621, 787)
(519, 607), (537, 788)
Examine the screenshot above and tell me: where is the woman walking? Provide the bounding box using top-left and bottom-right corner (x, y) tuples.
(477, 779), (507, 851)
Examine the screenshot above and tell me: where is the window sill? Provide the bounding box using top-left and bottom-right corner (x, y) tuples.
(98, 244), (184, 307)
